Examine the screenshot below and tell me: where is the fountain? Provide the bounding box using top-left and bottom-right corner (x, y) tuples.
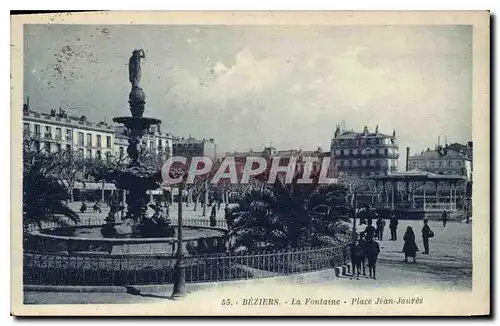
(26, 49), (227, 257)
(110, 49), (175, 238)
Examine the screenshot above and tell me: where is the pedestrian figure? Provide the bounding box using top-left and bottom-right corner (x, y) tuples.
(371, 206), (379, 225)
(359, 232), (368, 276)
(93, 202), (101, 213)
(364, 221), (377, 241)
(365, 237), (381, 279)
(402, 226), (418, 263)
(376, 216), (386, 241)
(389, 212), (399, 241)
(210, 204), (217, 219)
(442, 210), (448, 227)
(421, 219), (434, 254)
(79, 201), (87, 214)
(350, 239), (364, 280)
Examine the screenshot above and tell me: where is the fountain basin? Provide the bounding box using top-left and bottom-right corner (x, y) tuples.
(26, 225), (227, 256)
(113, 116), (161, 130)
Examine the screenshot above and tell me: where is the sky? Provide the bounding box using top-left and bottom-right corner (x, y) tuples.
(23, 24), (472, 167)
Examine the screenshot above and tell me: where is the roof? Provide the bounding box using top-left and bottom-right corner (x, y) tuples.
(335, 131), (392, 140)
(369, 169), (467, 181)
(409, 148), (470, 160)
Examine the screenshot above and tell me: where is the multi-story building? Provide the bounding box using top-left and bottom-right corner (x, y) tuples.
(224, 146), (333, 179)
(23, 99), (173, 165)
(408, 143), (472, 181)
(172, 136), (217, 160)
(330, 125), (399, 177)
(23, 100), (115, 160)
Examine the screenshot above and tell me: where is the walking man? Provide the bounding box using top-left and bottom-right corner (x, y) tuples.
(389, 212), (399, 241)
(421, 218), (434, 254)
(359, 233), (368, 276)
(350, 239), (364, 280)
(442, 210), (448, 227)
(364, 221), (377, 241)
(365, 237), (381, 279)
(376, 216), (386, 241)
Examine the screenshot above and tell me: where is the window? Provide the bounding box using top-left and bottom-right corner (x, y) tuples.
(34, 141), (40, 151)
(66, 129), (72, 142)
(44, 142), (51, 153)
(34, 124), (41, 137)
(55, 128), (62, 140)
(119, 146), (124, 157)
(150, 141), (154, 151)
(340, 160), (344, 167)
(45, 126), (51, 134)
(56, 143), (61, 152)
(375, 138), (380, 145)
(23, 123), (30, 135)
(96, 150), (102, 160)
(106, 151), (111, 160)
(352, 160), (358, 167)
(87, 149), (92, 159)
(78, 148), (84, 159)
(457, 160), (462, 166)
(66, 144), (71, 151)
(448, 161), (453, 167)
(361, 159), (367, 166)
(335, 149), (341, 156)
(159, 139), (163, 146)
(78, 132), (84, 146)
(361, 149), (366, 155)
(370, 160), (375, 167)
(353, 149), (358, 156)
(86, 133), (92, 147)
(106, 136), (111, 148)
(439, 161), (443, 167)
(384, 148), (389, 156)
(97, 135), (102, 148)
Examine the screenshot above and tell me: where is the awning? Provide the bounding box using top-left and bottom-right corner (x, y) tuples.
(73, 181), (117, 190)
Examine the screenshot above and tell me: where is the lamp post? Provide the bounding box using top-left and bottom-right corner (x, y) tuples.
(171, 180), (186, 298)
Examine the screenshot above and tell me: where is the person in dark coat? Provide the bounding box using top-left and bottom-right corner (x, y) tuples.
(358, 232), (368, 276)
(389, 212), (399, 241)
(376, 216), (386, 241)
(364, 221), (377, 241)
(210, 203), (217, 219)
(421, 219), (433, 254)
(350, 239), (364, 280)
(442, 210), (448, 227)
(79, 201), (87, 214)
(364, 237), (381, 279)
(403, 226), (418, 263)
(367, 206), (377, 226)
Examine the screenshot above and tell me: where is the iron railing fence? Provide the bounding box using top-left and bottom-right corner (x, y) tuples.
(23, 244), (350, 286)
(31, 217), (228, 231)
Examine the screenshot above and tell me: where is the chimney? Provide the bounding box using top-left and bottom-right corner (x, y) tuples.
(406, 147), (410, 171)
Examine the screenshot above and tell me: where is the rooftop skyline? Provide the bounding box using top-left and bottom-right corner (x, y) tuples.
(24, 25), (472, 167)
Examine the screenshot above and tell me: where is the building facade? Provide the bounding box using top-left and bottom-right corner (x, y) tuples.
(172, 136), (217, 160)
(330, 125), (399, 177)
(224, 146), (333, 179)
(23, 100), (173, 165)
(408, 144), (472, 181)
(23, 101), (115, 160)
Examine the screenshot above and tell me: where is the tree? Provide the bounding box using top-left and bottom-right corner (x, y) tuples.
(226, 173), (352, 252)
(22, 141), (79, 233)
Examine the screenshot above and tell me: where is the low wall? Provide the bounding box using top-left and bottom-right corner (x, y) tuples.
(26, 225), (227, 256)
